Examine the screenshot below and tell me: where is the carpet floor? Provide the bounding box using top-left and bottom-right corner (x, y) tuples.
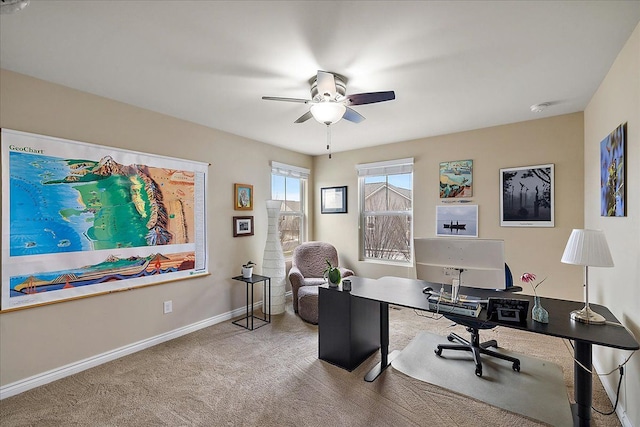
(392, 331), (573, 426)
(0, 298), (622, 426)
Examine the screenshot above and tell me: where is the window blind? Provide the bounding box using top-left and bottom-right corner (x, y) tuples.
(356, 157), (413, 176)
(271, 161), (310, 179)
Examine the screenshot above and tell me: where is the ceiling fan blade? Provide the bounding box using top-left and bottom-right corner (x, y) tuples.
(316, 71), (337, 98)
(262, 96), (310, 104)
(294, 110), (314, 123)
(343, 107), (365, 124)
(346, 91), (396, 106)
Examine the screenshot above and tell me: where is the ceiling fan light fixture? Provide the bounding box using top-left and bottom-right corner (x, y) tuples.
(310, 102), (346, 125)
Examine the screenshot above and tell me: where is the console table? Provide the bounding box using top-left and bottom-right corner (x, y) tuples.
(333, 276), (639, 427)
(231, 274), (271, 330)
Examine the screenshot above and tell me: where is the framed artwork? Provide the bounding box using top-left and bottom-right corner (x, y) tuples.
(233, 216), (254, 237)
(1, 128), (209, 311)
(321, 186), (347, 214)
(436, 205), (478, 237)
(234, 183), (253, 210)
(440, 159), (473, 198)
(600, 122), (626, 217)
(500, 164), (554, 227)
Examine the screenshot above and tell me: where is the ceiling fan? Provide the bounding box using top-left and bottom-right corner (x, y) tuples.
(262, 70), (395, 157)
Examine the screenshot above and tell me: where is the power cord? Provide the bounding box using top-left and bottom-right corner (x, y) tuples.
(592, 366), (624, 416)
(564, 336), (637, 416)
(413, 308), (444, 320)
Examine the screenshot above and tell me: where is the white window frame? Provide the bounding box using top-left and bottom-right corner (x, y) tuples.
(271, 161), (309, 257)
(357, 158), (413, 264)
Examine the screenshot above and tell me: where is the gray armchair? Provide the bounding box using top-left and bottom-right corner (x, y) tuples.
(288, 241), (354, 313)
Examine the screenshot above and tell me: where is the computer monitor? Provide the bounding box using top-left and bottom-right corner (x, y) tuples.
(414, 238), (506, 294)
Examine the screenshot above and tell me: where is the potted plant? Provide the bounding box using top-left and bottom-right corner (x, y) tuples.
(242, 261), (255, 279)
(324, 259), (342, 287)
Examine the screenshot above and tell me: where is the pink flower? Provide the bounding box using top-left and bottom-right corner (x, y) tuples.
(520, 272), (536, 283)
(520, 272), (547, 296)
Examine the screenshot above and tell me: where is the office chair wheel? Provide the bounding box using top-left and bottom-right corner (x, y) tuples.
(447, 335), (455, 342)
(512, 362), (520, 372)
(435, 348), (443, 356)
(475, 366), (482, 377)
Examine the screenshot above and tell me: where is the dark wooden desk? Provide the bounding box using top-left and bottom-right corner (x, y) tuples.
(318, 284), (380, 370)
(341, 276), (639, 427)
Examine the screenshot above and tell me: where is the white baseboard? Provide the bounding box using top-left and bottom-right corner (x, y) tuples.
(0, 300), (269, 400)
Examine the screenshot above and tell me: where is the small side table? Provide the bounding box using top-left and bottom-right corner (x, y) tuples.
(232, 274), (271, 330)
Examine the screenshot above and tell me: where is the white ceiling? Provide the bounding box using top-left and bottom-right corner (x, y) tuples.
(1, 1), (639, 156)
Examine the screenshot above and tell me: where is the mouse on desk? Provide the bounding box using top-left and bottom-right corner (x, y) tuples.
(422, 286), (433, 294)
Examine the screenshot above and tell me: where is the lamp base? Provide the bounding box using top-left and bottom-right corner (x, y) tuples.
(570, 306), (606, 325)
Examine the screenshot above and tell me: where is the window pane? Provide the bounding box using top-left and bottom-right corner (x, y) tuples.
(363, 214), (412, 261)
(364, 175), (387, 211)
(272, 173), (305, 255)
(388, 173), (412, 210)
(272, 174), (286, 202)
(285, 177), (300, 202)
(279, 214), (301, 254)
(361, 170), (412, 263)
(363, 173), (411, 212)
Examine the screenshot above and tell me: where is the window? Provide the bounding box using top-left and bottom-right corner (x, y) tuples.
(271, 161), (309, 256)
(357, 158), (413, 263)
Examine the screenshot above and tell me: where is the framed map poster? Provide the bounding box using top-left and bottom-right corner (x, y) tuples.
(1, 129), (209, 311)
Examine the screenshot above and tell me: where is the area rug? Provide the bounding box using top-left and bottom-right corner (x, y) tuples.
(391, 331), (573, 427)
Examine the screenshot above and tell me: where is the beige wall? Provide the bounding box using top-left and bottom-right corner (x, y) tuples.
(584, 22), (640, 427)
(314, 113), (585, 301)
(0, 69), (312, 386)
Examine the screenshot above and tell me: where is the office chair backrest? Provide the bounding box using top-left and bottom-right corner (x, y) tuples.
(505, 264), (513, 289)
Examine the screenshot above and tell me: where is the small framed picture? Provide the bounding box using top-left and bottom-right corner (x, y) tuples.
(234, 183), (253, 211)
(436, 205), (478, 237)
(500, 164), (554, 227)
(321, 186), (347, 214)
(440, 159), (473, 198)
(233, 216), (254, 237)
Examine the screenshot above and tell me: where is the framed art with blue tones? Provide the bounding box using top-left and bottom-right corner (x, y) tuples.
(600, 123), (626, 217)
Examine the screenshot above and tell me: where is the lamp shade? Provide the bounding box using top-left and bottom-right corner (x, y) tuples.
(310, 102), (346, 125)
(561, 229), (614, 267)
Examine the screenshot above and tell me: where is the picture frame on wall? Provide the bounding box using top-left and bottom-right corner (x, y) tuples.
(436, 204), (478, 237)
(234, 183), (253, 211)
(321, 186), (347, 214)
(233, 216), (254, 237)
(600, 122), (626, 217)
(500, 164), (554, 227)
(440, 159), (473, 198)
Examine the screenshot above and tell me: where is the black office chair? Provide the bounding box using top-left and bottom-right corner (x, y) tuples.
(434, 264), (521, 377)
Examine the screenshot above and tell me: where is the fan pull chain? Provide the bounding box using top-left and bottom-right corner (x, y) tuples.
(326, 124), (332, 159)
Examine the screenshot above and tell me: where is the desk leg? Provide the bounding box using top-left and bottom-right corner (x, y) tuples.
(365, 302), (400, 382)
(572, 340), (592, 427)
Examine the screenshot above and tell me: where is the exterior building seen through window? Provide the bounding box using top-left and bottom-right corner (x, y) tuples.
(271, 162), (309, 256)
(358, 158), (413, 263)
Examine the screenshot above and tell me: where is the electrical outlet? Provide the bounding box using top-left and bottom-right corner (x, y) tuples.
(163, 300), (172, 314)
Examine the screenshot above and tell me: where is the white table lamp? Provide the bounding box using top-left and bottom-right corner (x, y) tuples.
(561, 229), (614, 324)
